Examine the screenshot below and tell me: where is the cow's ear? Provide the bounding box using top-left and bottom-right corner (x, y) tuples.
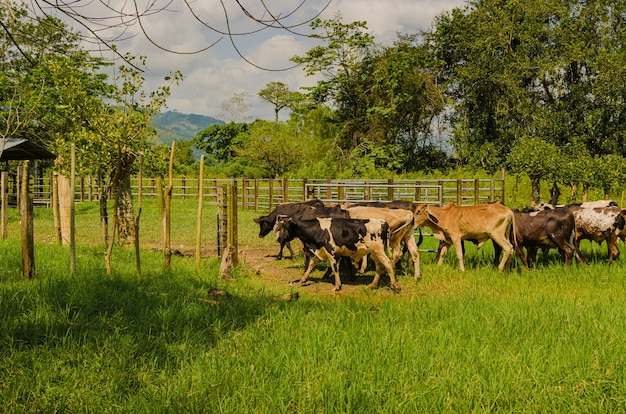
(426, 211), (439, 224)
(253, 217), (261, 224)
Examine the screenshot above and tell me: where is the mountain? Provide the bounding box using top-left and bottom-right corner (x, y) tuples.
(152, 111), (224, 144)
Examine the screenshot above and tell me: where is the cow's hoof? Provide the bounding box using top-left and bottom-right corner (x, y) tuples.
(332, 286), (342, 292)
(391, 284), (401, 293)
(367, 283), (379, 290)
(275, 257), (283, 261)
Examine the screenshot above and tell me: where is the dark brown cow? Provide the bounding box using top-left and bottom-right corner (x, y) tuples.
(253, 199), (324, 260)
(413, 203), (515, 271)
(506, 207), (583, 268)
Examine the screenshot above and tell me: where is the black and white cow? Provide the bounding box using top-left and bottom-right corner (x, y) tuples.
(253, 199), (324, 260)
(276, 217), (398, 292)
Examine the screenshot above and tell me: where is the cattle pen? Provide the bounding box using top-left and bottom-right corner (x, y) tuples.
(23, 174), (506, 212)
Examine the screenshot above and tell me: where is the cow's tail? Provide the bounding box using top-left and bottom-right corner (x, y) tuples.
(416, 227), (423, 247)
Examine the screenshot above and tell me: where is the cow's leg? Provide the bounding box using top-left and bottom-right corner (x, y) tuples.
(276, 243), (285, 260)
(359, 255), (368, 273)
(404, 233), (421, 280)
(452, 238), (466, 271)
(607, 234), (620, 264)
(291, 256), (320, 285)
(285, 241), (295, 259)
(437, 242), (450, 266)
(327, 255), (342, 291)
(491, 236), (513, 271)
(369, 252), (399, 292)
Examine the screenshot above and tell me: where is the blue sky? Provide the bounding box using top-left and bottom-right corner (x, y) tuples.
(50, 0), (468, 121)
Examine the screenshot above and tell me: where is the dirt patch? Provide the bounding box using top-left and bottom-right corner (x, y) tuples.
(167, 241), (404, 298)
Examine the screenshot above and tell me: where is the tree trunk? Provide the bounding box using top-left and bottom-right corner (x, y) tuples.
(582, 183), (589, 201)
(569, 181), (578, 203)
(100, 190), (108, 245)
(530, 177), (541, 206)
(115, 169), (135, 246)
(549, 182), (561, 205)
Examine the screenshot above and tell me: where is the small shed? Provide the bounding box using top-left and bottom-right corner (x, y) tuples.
(0, 138), (57, 279)
(0, 138), (57, 161)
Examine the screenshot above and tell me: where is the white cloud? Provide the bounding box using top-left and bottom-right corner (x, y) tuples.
(55, 0), (468, 120)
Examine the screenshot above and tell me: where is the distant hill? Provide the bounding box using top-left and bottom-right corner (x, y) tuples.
(152, 111), (224, 144)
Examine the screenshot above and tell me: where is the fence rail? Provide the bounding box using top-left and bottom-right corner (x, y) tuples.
(9, 174), (505, 212)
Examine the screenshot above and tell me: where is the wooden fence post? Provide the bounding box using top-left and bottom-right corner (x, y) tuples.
(195, 155), (204, 270)
(242, 178), (248, 211)
(500, 168), (506, 202)
(387, 178), (394, 200)
(20, 161), (34, 279)
(474, 179), (480, 205)
(228, 180), (238, 267)
(1, 171), (8, 239)
(217, 185), (228, 259)
(456, 180), (462, 204)
(254, 178), (259, 212)
(164, 141), (175, 272)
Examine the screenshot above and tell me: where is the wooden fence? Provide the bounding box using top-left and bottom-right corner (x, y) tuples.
(17, 174), (505, 212)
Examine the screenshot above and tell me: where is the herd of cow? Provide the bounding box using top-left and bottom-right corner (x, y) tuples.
(253, 198), (626, 292)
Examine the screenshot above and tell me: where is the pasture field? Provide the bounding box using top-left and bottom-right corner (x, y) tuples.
(1, 199), (626, 412)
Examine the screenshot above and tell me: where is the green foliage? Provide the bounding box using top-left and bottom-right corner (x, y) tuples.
(430, 0), (626, 172)
(192, 122), (249, 165)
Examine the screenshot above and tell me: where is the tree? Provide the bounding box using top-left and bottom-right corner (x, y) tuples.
(507, 137), (562, 205)
(429, 0), (626, 172)
(291, 14), (374, 106)
(258, 82), (294, 123)
(192, 122), (250, 165)
(219, 93), (252, 123)
(237, 120), (304, 177)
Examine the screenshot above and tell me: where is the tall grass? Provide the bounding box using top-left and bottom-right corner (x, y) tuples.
(1, 198), (626, 412)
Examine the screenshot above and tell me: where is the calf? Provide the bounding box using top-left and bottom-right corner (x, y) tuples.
(413, 203), (515, 271)
(276, 217), (398, 292)
(506, 207), (582, 268)
(253, 199), (324, 260)
(343, 205), (420, 280)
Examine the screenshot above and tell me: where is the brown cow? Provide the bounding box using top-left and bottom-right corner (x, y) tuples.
(413, 203), (515, 272)
(343, 206), (420, 280)
(508, 207), (583, 268)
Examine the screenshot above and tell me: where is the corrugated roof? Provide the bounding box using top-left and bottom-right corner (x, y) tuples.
(0, 138), (57, 161)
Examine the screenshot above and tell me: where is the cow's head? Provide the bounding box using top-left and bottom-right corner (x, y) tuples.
(413, 203), (433, 227)
(254, 215), (274, 238)
(275, 218), (294, 244)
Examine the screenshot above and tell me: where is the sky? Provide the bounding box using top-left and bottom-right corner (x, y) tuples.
(53, 0), (469, 121)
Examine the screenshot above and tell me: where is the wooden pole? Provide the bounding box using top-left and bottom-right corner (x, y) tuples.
(20, 161), (34, 279)
(195, 155), (205, 270)
(134, 153), (143, 278)
(69, 144), (76, 274)
(164, 141), (175, 272)
(217, 185), (227, 258)
(228, 180), (239, 267)
(1, 171), (8, 239)
(51, 172), (61, 244)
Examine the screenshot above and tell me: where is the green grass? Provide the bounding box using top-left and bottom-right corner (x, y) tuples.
(1, 200), (626, 412)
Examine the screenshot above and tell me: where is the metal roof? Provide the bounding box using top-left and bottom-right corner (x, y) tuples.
(0, 138), (57, 161)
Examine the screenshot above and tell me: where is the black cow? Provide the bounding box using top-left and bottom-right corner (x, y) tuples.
(503, 207), (583, 268)
(253, 199), (324, 260)
(276, 217), (399, 292)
